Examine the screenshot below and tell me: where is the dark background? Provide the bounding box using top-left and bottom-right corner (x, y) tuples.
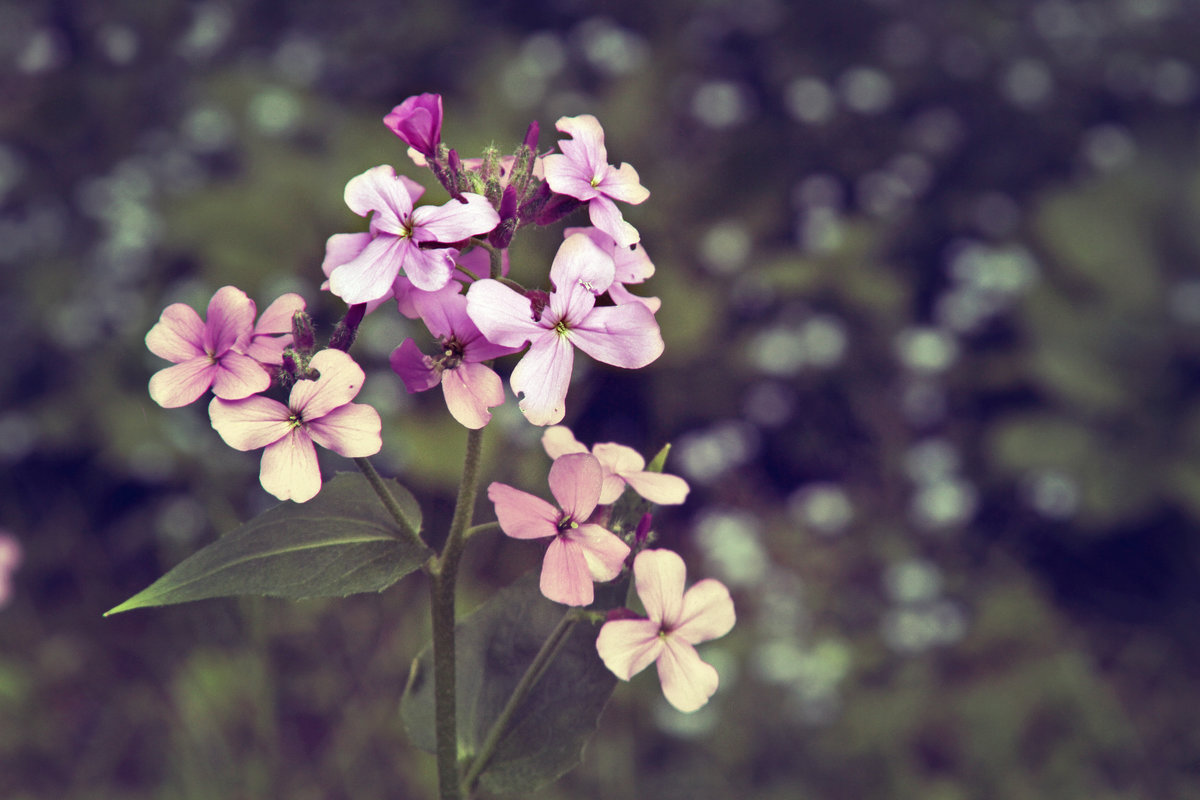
(3, 0), (1200, 797)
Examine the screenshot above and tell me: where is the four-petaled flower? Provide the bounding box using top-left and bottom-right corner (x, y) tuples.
(542, 115), (650, 248)
(542, 425), (689, 505)
(596, 549), (735, 712)
(466, 232), (664, 426)
(209, 349), (382, 502)
(487, 453), (630, 606)
(389, 290), (519, 429)
(145, 286), (271, 408)
(326, 164), (499, 303)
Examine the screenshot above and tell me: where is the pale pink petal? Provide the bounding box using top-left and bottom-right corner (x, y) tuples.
(242, 334), (291, 365)
(205, 286), (257, 355)
(547, 452), (603, 520)
(400, 246), (457, 292)
(621, 471), (689, 505)
(597, 474), (627, 505)
(259, 428), (322, 502)
(548, 233), (615, 299)
(254, 293), (306, 335)
(510, 335), (574, 426)
(291, 349), (365, 420)
(487, 483), (558, 539)
(634, 549), (687, 627)
(588, 195), (640, 248)
(541, 425), (588, 459)
(343, 165), (417, 231)
(465, 279), (546, 348)
(656, 638), (719, 713)
(554, 114), (609, 178)
(389, 339), (440, 393)
(328, 234), (410, 305)
(540, 536), (594, 606)
(550, 282), (597, 329)
(210, 352), (271, 400)
(570, 522), (630, 582)
(209, 395), (292, 450)
(146, 303), (205, 362)
(306, 403), (382, 457)
(411, 193), (500, 243)
(568, 302), (664, 369)
(606, 281), (661, 313)
(541, 153), (599, 201)
(673, 579), (736, 645)
(148, 358), (217, 408)
(394, 275), (462, 320)
(596, 618), (664, 681)
(592, 442), (645, 474)
(598, 162), (650, 205)
(322, 232), (373, 277)
(440, 362), (504, 429)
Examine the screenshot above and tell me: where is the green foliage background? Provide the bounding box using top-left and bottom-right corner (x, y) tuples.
(3, 0), (1200, 797)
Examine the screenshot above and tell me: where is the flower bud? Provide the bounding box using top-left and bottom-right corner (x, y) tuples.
(329, 304), (367, 352)
(383, 93), (443, 161)
(291, 310), (316, 355)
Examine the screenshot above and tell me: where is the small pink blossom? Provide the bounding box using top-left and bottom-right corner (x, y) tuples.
(466, 233), (664, 426)
(326, 165), (500, 303)
(242, 293), (307, 364)
(487, 453), (630, 606)
(383, 93), (443, 161)
(596, 549), (735, 712)
(389, 291), (519, 429)
(565, 227), (660, 313)
(542, 426), (689, 505)
(0, 531), (21, 608)
(209, 349), (382, 502)
(542, 115), (649, 248)
(146, 286), (271, 408)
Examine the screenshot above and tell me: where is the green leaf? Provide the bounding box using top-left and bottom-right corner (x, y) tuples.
(105, 472), (429, 615)
(401, 574), (617, 796)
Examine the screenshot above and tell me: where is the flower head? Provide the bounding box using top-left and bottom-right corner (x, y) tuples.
(487, 453), (631, 606)
(145, 286), (271, 408)
(466, 233), (664, 425)
(542, 115), (649, 247)
(383, 93), (443, 161)
(596, 549), (735, 712)
(209, 349), (382, 502)
(542, 426), (688, 505)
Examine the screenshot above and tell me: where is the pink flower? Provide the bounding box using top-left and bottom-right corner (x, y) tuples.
(0, 531), (21, 608)
(383, 93), (443, 161)
(242, 293), (307, 364)
(326, 165), (500, 303)
(466, 232), (664, 426)
(596, 549), (735, 712)
(389, 291), (519, 429)
(487, 453), (631, 607)
(542, 426), (689, 505)
(542, 115), (650, 248)
(146, 286), (271, 408)
(209, 349), (382, 502)
(565, 226), (660, 313)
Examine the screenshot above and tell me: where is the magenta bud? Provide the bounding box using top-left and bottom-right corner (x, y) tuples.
(523, 120), (540, 151)
(488, 185), (520, 248)
(533, 191), (584, 227)
(635, 512), (653, 545)
(605, 607), (643, 623)
(329, 304), (367, 352)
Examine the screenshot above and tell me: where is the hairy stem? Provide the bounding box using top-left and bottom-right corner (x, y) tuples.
(353, 457), (424, 548)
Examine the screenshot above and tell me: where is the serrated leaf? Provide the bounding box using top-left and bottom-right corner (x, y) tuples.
(401, 574), (617, 796)
(105, 472), (429, 615)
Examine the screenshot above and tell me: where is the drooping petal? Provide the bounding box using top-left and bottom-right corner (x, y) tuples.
(389, 339), (441, 393)
(399, 246), (457, 292)
(204, 286), (258, 355)
(656, 637), (720, 713)
(621, 471), (690, 505)
(598, 162), (650, 205)
(328, 234), (411, 305)
(259, 428), (322, 502)
(146, 303), (206, 362)
(606, 281), (661, 314)
(591, 442), (645, 503)
(540, 536), (594, 606)
(510, 335), (574, 426)
(541, 425), (588, 459)
(440, 362), (505, 429)
(673, 579), (736, 645)
(568, 302), (664, 369)
(465, 279), (546, 348)
(633, 549), (687, 627)
(587, 195), (640, 248)
(290, 349), (365, 420)
(148, 358), (217, 408)
(554, 114), (609, 179)
(571, 522), (630, 582)
(411, 193), (500, 244)
(596, 618), (664, 681)
(306, 402), (382, 457)
(487, 483), (558, 540)
(547, 453), (603, 520)
(210, 352), (272, 400)
(209, 395), (292, 450)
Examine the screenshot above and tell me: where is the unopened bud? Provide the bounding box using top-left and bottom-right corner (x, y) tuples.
(635, 512), (653, 545)
(291, 310), (316, 354)
(329, 304), (366, 352)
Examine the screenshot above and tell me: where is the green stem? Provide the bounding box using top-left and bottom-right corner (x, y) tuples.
(460, 610), (580, 795)
(430, 427), (487, 800)
(353, 457), (424, 549)
(464, 521), (501, 540)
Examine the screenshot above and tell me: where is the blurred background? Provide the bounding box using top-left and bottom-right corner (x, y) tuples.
(3, 0), (1200, 797)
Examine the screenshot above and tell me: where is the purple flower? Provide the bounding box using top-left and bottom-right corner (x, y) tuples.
(542, 115), (650, 248)
(209, 349), (382, 502)
(465, 232), (664, 426)
(487, 453), (631, 606)
(542, 425), (689, 505)
(389, 291), (519, 429)
(145, 286), (271, 408)
(383, 93), (443, 161)
(596, 549), (735, 712)
(565, 226), (660, 313)
(326, 165), (500, 303)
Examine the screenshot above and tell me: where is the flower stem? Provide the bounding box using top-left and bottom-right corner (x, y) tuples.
(460, 609), (580, 796)
(429, 426), (486, 800)
(353, 457), (424, 549)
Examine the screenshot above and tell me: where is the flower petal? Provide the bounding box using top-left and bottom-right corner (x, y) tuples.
(568, 302), (664, 369)
(328, 234), (410, 305)
(510, 335), (574, 426)
(411, 192), (500, 243)
(306, 402), (382, 457)
(254, 293), (306, 335)
(291, 349), (365, 420)
(621, 471), (690, 505)
(440, 362), (504, 429)
(541, 425), (588, 459)
(399, 246), (457, 292)
(487, 483), (558, 540)
(259, 428), (322, 502)
(148, 358), (217, 408)
(598, 162), (650, 205)
(343, 165), (418, 230)
(146, 303), (205, 362)
(204, 286), (257, 355)
(210, 352), (271, 400)
(596, 618), (664, 681)
(389, 339), (441, 393)
(547, 452), (603, 520)
(673, 579), (736, 645)
(633, 549), (687, 627)
(587, 195), (640, 248)
(209, 395), (292, 450)
(656, 637), (719, 713)
(571, 522), (630, 582)
(540, 536), (594, 606)
(465, 279), (544, 348)
(548, 233), (615, 299)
